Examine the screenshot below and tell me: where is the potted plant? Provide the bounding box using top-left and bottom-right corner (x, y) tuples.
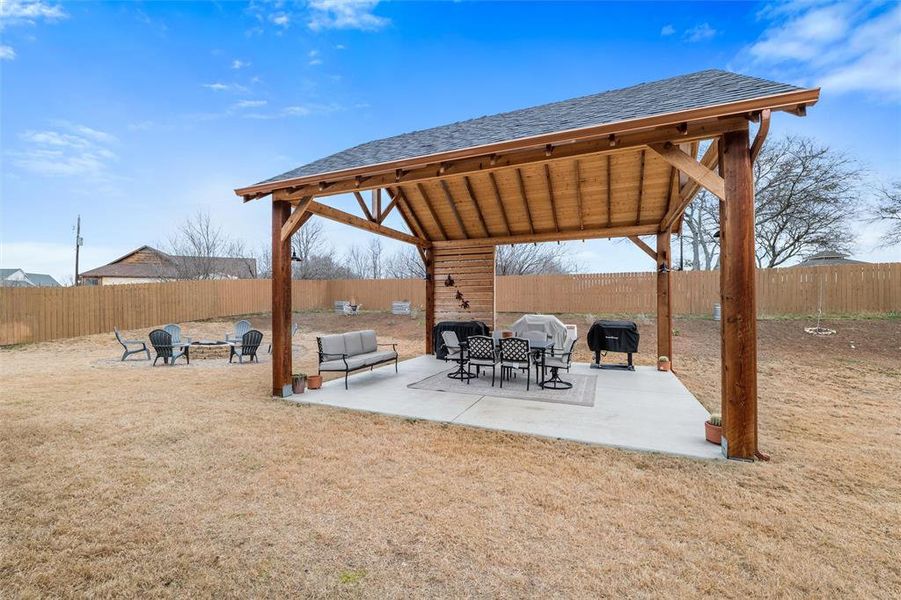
(705, 413), (722, 445)
(292, 373), (307, 394)
(307, 373), (323, 390)
(657, 356), (671, 371)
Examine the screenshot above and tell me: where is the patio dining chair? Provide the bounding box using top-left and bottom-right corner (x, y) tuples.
(114, 327), (150, 361)
(466, 335), (499, 386)
(540, 338), (577, 390)
(441, 330), (472, 380)
(149, 329), (190, 366)
(226, 319), (251, 343)
(230, 329), (263, 364)
(499, 337), (532, 390)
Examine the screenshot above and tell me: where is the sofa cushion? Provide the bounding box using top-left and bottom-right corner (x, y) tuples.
(360, 330), (377, 353)
(319, 356), (368, 371)
(344, 331), (364, 356)
(319, 334), (346, 360)
(356, 350), (397, 366)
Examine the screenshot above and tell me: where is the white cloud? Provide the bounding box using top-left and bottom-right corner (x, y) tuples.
(233, 99), (268, 109)
(271, 12), (290, 27)
(308, 48), (322, 65)
(746, 2), (901, 99)
(0, 0), (67, 29)
(684, 22), (716, 42)
(231, 59), (250, 69)
(10, 122), (118, 179)
(202, 82), (249, 93)
(335, 44), (346, 50)
(0, 44), (15, 60)
(242, 103), (343, 120)
(660, 24), (675, 36)
(308, 0), (388, 31)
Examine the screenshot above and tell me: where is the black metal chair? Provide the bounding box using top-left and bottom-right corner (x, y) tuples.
(115, 327), (150, 361)
(540, 338), (577, 389)
(149, 329), (190, 366)
(442, 330), (474, 380)
(230, 329), (263, 364)
(499, 337), (531, 390)
(466, 335), (499, 386)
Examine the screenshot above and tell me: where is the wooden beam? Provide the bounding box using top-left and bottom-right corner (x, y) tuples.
(515, 169), (535, 234)
(390, 187), (429, 241)
(377, 195), (398, 224)
(280, 196), (313, 243)
(659, 139), (720, 232)
(574, 160), (584, 230)
(432, 223), (658, 248)
(271, 200), (293, 398)
(605, 155), (612, 227)
(462, 176), (490, 237)
(487, 172), (512, 236)
(307, 201), (429, 247)
(656, 228), (673, 367)
(750, 109), (770, 162)
(353, 191), (375, 222)
(544, 164), (559, 232)
(664, 166), (677, 217)
(264, 117), (751, 202)
(236, 89), (817, 198)
(628, 235), (657, 261)
(649, 142), (726, 201)
(720, 128), (758, 460)
(635, 149), (645, 225)
(439, 179), (470, 239)
(372, 188), (382, 220)
(416, 183), (449, 241)
(424, 248), (435, 355)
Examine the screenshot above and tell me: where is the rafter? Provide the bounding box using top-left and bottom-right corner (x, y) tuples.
(487, 172), (512, 236)
(353, 191), (375, 222)
(649, 141), (725, 201)
(574, 159), (584, 231)
(439, 180), (470, 239)
(635, 149), (645, 226)
(416, 183), (449, 240)
(514, 169), (535, 234)
(462, 176), (490, 237)
(605, 155), (612, 227)
(543, 164), (559, 232)
(280, 196), (314, 242)
(307, 200), (428, 247)
(386, 187), (428, 241)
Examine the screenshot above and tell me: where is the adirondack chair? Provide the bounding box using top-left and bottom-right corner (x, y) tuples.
(230, 329), (264, 364)
(149, 329), (190, 366)
(114, 327), (150, 361)
(268, 322), (298, 354)
(226, 319), (251, 343)
(163, 324), (191, 346)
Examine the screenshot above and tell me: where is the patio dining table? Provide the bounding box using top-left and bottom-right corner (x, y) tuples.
(461, 337), (557, 388)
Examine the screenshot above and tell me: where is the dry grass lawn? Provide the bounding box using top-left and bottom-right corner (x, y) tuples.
(2, 311), (900, 598)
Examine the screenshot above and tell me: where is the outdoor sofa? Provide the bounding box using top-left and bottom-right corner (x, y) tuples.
(316, 330), (398, 389)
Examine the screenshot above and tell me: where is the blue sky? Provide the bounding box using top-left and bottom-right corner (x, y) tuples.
(2, 0), (899, 283)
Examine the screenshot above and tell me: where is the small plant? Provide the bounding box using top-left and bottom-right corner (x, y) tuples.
(293, 372), (307, 379)
(657, 356), (670, 363)
(705, 413), (722, 444)
(708, 413), (721, 426)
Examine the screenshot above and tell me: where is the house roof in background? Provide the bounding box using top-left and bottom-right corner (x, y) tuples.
(243, 69), (814, 193)
(795, 250), (868, 267)
(0, 268), (61, 287)
(80, 246), (257, 279)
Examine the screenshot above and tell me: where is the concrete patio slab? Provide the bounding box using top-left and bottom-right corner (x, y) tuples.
(289, 355), (722, 460)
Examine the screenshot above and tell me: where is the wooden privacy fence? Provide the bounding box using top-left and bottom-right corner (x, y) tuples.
(1, 263), (898, 345)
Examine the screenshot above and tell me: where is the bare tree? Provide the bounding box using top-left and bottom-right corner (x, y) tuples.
(385, 246), (426, 279)
(678, 136), (861, 269)
(367, 238), (384, 279)
(344, 244), (369, 279)
(165, 211), (255, 279)
(868, 181), (901, 245)
(495, 243), (573, 275)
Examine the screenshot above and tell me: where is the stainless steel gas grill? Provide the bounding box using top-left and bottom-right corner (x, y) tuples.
(587, 320), (639, 371)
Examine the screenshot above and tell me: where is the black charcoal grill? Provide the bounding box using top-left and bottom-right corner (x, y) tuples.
(587, 320), (639, 371)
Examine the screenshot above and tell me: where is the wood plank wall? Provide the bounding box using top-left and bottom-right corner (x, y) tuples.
(431, 244), (496, 329)
(1, 263), (897, 345)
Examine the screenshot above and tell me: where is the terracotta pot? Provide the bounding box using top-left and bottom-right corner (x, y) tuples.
(705, 421), (722, 445)
(658, 361), (671, 372)
(292, 376), (306, 394)
(501, 331), (513, 339)
(307, 374), (323, 390)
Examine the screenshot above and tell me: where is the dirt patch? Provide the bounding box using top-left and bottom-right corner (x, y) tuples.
(2, 311), (899, 597)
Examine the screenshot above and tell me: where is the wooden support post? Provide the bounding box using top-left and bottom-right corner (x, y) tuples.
(271, 200), (293, 398)
(424, 248), (435, 355)
(656, 228), (672, 367)
(720, 129), (758, 460)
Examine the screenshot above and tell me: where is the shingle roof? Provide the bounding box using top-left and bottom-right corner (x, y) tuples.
(795, 250), (868, 267)
(81, 246), (257, 279)
(0, 268), (60, 287)
(258, 69), (804, 186)
(24, 273), (61, 287)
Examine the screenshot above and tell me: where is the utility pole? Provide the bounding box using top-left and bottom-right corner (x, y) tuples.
(74, 215), (83, 286)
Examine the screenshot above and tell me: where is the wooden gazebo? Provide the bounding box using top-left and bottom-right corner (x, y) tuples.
(235, 70), (819, 460)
